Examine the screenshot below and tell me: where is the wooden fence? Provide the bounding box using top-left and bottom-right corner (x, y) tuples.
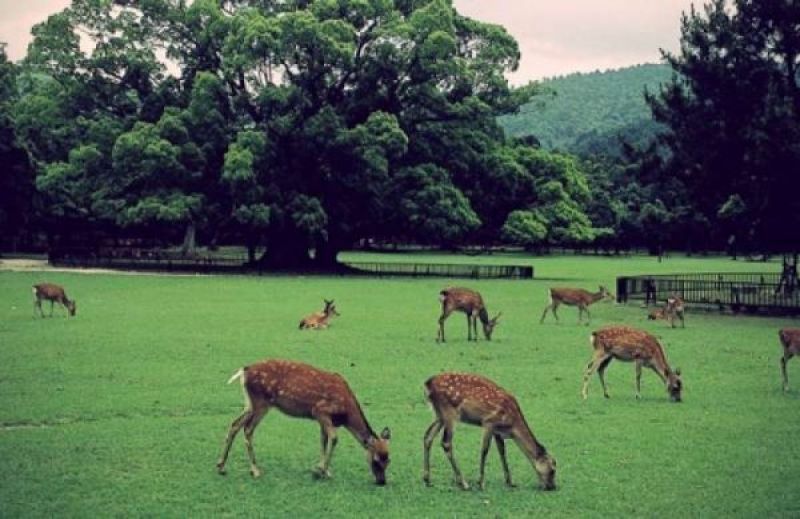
(616, 272), (800, 314)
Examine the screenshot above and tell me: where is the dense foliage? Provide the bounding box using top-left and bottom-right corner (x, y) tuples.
(648, 0), (800, 255)
(3, 0), (606, 266)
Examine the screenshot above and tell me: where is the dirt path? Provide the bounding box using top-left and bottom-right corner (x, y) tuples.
(0, 258), (206, 277)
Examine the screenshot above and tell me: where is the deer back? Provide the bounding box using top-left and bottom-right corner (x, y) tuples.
(425, 373), (520, 426)
(780, 328), (800, 354)
(440, 287), (485, 314)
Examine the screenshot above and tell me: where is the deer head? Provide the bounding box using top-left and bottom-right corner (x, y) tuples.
(599, 286), (614, 301)
(482, 312), (502, 340)
(67, 300), (77, 316)
(535, 452), (557, 491)
(667, 368), (683, 402)
(366, 427), (391, 485)
(324, 299), (340, 316)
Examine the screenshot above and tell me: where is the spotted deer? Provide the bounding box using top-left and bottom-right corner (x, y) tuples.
(436, 287), (501, 342)
(664, 294), (685, 328)
(582, 325), (682, 402)
(422, 373), (556, 491)
(299, 299), (340, 329)
(540, 286), (613, 325)
(32, 283), (76, 317)
(217, 359), (391, 484)
(779, 328), (800, 392)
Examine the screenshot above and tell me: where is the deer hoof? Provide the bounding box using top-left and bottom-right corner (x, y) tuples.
(478, 481), (486, 491)
(250, 467), (263, 478)
(313, 467), (331, 479)
(216, 464), (227, 476)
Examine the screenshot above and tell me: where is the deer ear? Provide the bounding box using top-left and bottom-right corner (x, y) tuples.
(675, 368), (681, 377)
(380, 427), (391, 440)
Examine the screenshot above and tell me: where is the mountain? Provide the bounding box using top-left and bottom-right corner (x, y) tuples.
(499, 63), (674, 157)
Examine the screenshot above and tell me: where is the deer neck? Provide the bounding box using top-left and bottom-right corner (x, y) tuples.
(345, 402), (378, 448)
(513, 421), (549, 463)
(589, 291), (605, 304)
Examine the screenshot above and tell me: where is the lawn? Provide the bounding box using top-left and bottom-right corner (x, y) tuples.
(1, 253), (798, 517)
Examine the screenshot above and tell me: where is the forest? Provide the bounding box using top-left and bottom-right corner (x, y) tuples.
(0, 0), (798, 266)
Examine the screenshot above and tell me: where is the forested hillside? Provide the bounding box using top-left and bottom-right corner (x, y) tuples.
(500, 64), (673, 156)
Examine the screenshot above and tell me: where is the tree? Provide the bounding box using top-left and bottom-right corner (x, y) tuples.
(648, 0), (800, 254)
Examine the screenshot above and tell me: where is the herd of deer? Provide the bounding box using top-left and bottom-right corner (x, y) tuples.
(32, 280), (799, 489)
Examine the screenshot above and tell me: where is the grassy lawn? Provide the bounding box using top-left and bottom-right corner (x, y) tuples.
(1, 253), (798, 517)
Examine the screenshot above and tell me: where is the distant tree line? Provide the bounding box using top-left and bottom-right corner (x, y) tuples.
(0, 0), (797, 266)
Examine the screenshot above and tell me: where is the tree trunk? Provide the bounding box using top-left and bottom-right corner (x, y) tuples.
(181, 221), (197, 257)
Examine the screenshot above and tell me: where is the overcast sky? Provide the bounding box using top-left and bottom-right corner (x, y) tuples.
(1, 0), (697, 83)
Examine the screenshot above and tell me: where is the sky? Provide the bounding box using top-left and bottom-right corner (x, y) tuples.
(0, 0), (698, 83)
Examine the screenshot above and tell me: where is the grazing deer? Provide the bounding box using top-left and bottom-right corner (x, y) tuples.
(422, 373), (556, 491)
(540, 286), (613, 325)
(32, 283), (76, 317)
(299, 299), (340, 329)
(779, 328), (800, 392)
(436, 287), (501, 342)
(217, 359), (391, 484)
(582, 325), (682, 402)
(647, 307), (667, 321)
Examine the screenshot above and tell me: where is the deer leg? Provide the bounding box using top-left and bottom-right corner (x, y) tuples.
(494, 434), (515, 487)
(466, 314), (473, 341)
(313, 414), (337, 478)
(477, 427), (493, 490)
(635, 360), (644, 399)
(472, 314), (479, 341)
(318, 424), (329, 467)
(441, 423), (469, 490)
(782, 353), (792, 392)
(584, 306), (592, 326)
(582, 352), (609, 399)
(539, 303), (552, 323)
(33, 298), (42, 318)
(243, 406), (269, 478)
(597, 356), (613, 398)
(422, 419), (443, 486)
(437, 309), (452, 343)
(551, 303), (560, 323)
(49, 300), (55, 317)
(217, 409), (250, 475)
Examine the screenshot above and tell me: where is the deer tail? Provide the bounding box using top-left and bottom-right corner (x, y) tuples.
(227, 368), (245, 385)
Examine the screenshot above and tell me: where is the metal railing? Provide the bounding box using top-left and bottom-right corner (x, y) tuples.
(343, 261), (534, 279)
(616, 272), (800, 314)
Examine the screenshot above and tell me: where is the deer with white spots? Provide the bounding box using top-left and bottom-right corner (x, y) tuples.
(436, 287), (501, 342)
(779, 328), (800, 392)
(32, 283), (76, 317)
(582, 325), (683, 402)
(299, 299), (340, 329)
(422, 373), (556, 491)
(217, 359), (391, 485)
(540, 286), (613, 325)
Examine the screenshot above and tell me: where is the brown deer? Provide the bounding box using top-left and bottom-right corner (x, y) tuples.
(217, 359), (391, 484)
(540, 286), (613, 325)
(779, 328), (800, 392)
(299, 299), (340, 329)
(436, 287), (501, 342)
(422, 373), (556, 491)
(648, 294), (685, 328)
(582, 325), (682, 402)
(32, 283), (76, 317)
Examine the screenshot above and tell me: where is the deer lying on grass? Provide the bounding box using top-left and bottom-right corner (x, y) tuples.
(32, 283), (76, 317)
(647, 294), (685, 328)
(540, 286), (613, 325)
(779, 328), (800, 392)
(582, 325), (682, 402)
(422, 373), (556, 491)
(299, 299), (340, 329)
(217, 359), (391, 484)
(436, 287), (501, 342)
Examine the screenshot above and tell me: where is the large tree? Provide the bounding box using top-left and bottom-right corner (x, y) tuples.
(648, 0), (800, 254)
(17, 0), (539, 266)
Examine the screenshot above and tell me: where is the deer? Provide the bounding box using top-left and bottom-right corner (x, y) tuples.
(299, 299), (340, 329)
(436, 287), (501, 343)
(664, 293), (685, 328)
(582, 325), (683, 402)
(32, 283), (76, 317)
(779, 328), (800, 392)
(422, 372), (556, 491)
(217, 359), (391, 484)
(540, 286), (613, 325)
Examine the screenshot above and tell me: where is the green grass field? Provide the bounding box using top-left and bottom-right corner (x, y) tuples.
(1, 253), (799, 517)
